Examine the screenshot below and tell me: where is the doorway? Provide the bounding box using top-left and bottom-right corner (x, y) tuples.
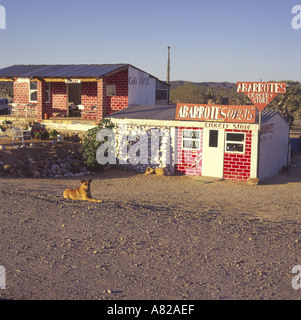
(202, 128), (225, 178)
(68, 83), (81, 105)
(68, 83), (82, 117)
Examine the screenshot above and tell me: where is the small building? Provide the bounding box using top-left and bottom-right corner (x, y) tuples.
(107, 104), (290, 182)
(0, 64), (169, 122)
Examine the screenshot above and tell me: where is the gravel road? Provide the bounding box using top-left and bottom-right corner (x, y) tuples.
(0, 155), (301, 300)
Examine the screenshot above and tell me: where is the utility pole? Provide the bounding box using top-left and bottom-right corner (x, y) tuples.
(167, 46), (171, 85)
(167, 46), (171, 105)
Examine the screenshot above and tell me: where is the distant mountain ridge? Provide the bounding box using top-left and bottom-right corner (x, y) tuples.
(170, 81), (236, 90)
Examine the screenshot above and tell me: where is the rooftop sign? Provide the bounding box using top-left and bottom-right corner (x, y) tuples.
(237, 82), (286, 111)
(176, 104), (256, 123)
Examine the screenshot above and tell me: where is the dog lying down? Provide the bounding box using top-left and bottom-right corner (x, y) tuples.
(63, 179), (102, 203)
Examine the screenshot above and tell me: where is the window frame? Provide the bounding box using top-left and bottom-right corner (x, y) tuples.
(156, 89), (168, 101)
(106, 84), (116, 97)
(29, 81), (38, 102)
(225, 132), (246, 153)
(182, 129), (201, 151)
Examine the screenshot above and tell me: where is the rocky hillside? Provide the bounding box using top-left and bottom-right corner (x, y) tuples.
(170, 81), (236, 90)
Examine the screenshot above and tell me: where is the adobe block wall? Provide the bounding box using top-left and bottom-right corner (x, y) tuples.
(223, 129), (252, 181)
(175, 127), (203, 175)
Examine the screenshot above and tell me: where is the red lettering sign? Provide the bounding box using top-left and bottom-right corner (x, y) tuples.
(175, 104), (256, 123)
(237, 82), (286, 111)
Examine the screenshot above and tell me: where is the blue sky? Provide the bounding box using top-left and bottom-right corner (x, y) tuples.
(0, 0), (300, 83)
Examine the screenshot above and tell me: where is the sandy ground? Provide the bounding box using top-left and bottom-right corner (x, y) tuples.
(0, 155), (301, 300)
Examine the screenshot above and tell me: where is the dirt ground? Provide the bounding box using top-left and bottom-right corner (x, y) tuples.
(0, 150), (301, 300)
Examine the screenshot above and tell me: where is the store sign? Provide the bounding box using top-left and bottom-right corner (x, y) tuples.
(176, 103), (256, 123)
(65, 79), (81, 84)
(237, 82), (286, 111)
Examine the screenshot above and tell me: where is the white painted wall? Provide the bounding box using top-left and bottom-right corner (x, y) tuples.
(250, 128), (259, 179)
(128, 66), (156, 106)
(258, 114), (289, 180)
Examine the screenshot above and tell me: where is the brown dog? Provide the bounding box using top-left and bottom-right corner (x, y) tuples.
(63, 179), (102, 202)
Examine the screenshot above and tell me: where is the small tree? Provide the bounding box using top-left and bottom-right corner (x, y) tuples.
(269, 80), (301, 125)
(81, 119), (115, 171)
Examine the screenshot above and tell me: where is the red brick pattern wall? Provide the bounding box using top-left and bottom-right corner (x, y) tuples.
(50, 82), (68, 116)
(36, 81), (43, 122)
(176, 127), (203, 175)
(104, 69), (128, 116)
(96, 79), (105, 122)
(80, 82), (98, 120)
(81, 82), (98, 107)
(13, 81), (29, 104)
(13, 68), (129, 122)
(13, 80), (44, 120)
(223, 129), (252, 181)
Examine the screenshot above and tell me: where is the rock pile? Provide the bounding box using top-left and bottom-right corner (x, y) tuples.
(0, 142), (94, 178)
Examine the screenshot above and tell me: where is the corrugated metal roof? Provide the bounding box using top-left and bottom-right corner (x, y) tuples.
(108, 105), (176, 121)
(255, 108), (280, 123)
(108, 104), (285, 124)
(0, 64), (128, 78)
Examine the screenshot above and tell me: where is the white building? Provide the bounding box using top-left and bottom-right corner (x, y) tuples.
(108, 104), (290, 182)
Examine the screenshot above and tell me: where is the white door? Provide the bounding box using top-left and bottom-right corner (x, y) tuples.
(202, 128), (225, 178)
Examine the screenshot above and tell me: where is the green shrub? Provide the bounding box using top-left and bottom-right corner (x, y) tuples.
(33, 129), (49, 140)
(49, 129), (60, 140)
(81, 119), (114, 171)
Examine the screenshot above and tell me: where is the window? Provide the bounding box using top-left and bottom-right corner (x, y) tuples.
(29, 81), (37, 102)
(182, 129), (201, 150)
(225, 132), (245, 153)
(156, 89), (168, 100)
(45, 83), (50, 103)
(106, 84), (116, 96)
(209, 130), (218, 147)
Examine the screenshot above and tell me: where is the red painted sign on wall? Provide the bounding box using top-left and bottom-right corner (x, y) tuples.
(176, 103), (256, 123)
(237, 82), (286, 111)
